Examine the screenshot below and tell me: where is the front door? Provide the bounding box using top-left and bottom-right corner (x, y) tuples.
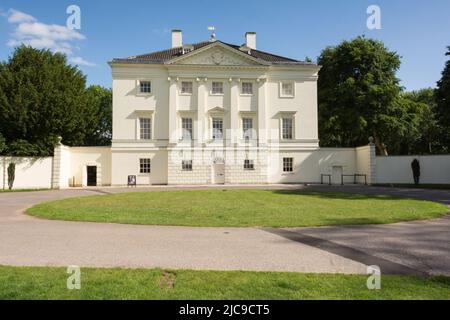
(332, 166), (343, 185)
(213, 163), (225, 184)
(87, 166), (97, 187)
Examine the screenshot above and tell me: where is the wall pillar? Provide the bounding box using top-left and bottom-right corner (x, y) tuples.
(51, 140), (62, 189)
(368, 142), (376, 184)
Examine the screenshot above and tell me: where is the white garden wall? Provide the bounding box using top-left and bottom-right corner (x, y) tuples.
(1, 157), (53, 190)
(375, 155), (450, 184)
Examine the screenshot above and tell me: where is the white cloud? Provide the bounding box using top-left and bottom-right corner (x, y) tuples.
(4, 8), (95, 67)
(7, 9), (36, 23)
(70, 56), (96, 67)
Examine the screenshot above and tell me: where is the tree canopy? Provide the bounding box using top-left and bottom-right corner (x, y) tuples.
(435, 46), (450, 152)
(318, 37), (448, 155)
(318, 36), (402, 155)
(0, 46), (111, 156)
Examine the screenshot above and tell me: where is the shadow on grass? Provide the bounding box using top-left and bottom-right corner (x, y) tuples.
(271, 189), (401, 201)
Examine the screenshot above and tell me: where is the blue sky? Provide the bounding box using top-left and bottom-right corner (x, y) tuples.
(0, 0), (449, 91)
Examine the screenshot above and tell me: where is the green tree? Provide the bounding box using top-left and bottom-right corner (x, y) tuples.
(435, 46), (450, 151)
(401, 89), (442, 154)
(0, 46), (111, 156)
(318, 36), (403, 155)
(0, 134), (6, 154)
(84, 85), (112, 146)
(7, 162), (15, 190)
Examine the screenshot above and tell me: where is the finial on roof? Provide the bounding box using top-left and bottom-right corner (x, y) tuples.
(208, 26), (217, 42)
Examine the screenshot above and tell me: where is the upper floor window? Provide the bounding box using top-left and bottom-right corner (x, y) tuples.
(242, 118), (253, 140)
(140, 158), (151, 174)
(181, 81), (193, 94)
(282, 118), (293, 140)
(182, 118), (193, 140)
(139, 117), (152, 140)
(283, 158), (294, 173)
(212, 82), (224, 95)
(212, 118), (223, 140)
(140, 81), (151, 94)
(241, 82), (253, 95)
(281, 82), (294, 97)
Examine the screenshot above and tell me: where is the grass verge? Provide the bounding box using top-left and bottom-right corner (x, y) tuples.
(0, 266), (449, 300)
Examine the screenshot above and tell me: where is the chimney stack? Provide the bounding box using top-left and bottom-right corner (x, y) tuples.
(172, 29), (182, 48)
(245, 32), (256, 50)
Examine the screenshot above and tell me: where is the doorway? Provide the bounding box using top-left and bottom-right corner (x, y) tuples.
(87, 166), (97, 186)
(332, 166), (343, 185)
(212, 161), (225, 184)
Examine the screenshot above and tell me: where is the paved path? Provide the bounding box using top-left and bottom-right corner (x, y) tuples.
(0, 185), (449, 275)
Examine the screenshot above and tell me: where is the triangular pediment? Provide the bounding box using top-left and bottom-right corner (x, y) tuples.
(208, 106), (226, 113)
(166, 42), (267, 66)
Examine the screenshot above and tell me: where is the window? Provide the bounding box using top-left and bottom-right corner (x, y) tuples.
(241, 82), (253, 95)
(281, 82), (294, 97)
(242, 118), (253, 140)
(139, 118), (152, 140)
(182, 160), (193, 171)
(212, 118), (223, 139)
(140, 81), (151, 94)
(181, 118), (193, 140)
(244, 159), (255, 171)
(212, 82), (223, 94)
(283, 158), (294, 173)
(181, 81), (193, 94)
(140, 158), (151, 173)
(282, 118), (293, 140)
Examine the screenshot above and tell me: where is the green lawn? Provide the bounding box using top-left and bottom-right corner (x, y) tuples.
(0, 266), (449, 300)
(26, 189), (448, 228)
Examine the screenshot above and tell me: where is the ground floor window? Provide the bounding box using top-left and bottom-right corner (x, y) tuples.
(283, 157), (294, 173)
(244, 159), (255, 170)
(182, 160), (193, 171)
(139, 158), (151, 173)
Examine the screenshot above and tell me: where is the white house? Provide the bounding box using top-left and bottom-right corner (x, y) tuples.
(107, 30), (326, 186)
(6, 30), (385, 189)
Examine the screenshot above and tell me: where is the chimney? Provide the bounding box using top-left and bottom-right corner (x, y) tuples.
(245, 32), (256, 50)
(172, 29), (182, 48)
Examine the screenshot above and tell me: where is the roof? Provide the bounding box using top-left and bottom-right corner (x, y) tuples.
(111, 40), (315, 66)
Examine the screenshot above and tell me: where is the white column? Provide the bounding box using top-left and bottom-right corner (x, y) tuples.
(197, 78), (206, 145)
(257, 79), (267, 146)
(168, 78), (178, 144)
(229, 79), (239, 145)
